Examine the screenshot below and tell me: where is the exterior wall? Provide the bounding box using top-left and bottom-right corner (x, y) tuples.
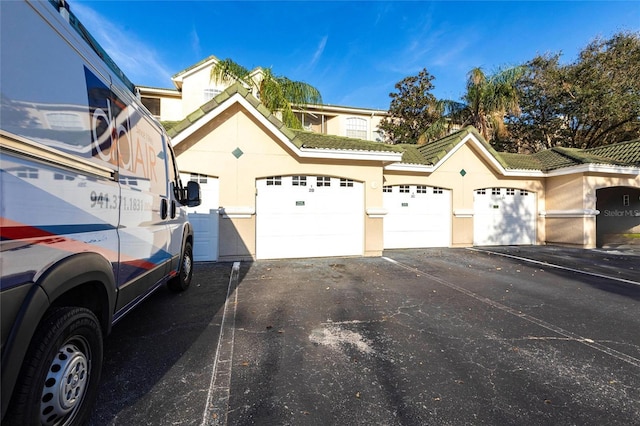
(544, 174), (593, 247)
(174, 104), (387, 260)
(384, 143), (545, 247)
(178, 64), (228, 118)
(543, 173), (640, 248)
(160, 96), (183, 121)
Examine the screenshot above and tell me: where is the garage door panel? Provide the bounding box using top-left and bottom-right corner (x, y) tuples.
(256, 176), (364, 259)
(180, 173), (219, 261)
(383, 186), (451, 249)
(474, 188), (535, 246)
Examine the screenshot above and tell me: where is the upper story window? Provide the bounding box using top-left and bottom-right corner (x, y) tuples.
(141, 97), (161, 118)
(204, 88), (222, 103)
(346, 117), (367, 139)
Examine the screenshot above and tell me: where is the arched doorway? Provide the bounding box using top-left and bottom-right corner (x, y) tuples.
(596, 186), (640, 248)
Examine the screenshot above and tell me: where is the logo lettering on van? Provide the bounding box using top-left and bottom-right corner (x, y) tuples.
(84, 66), (159, 181)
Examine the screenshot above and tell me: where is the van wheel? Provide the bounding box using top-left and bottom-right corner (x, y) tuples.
(168, 241), (193, 292)
(6, 307), (103, 426)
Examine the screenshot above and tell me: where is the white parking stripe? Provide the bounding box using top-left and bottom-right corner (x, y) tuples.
(467, 247), (640, 287)
(201, 262), (240, 426)
(383, 256), (640, 368)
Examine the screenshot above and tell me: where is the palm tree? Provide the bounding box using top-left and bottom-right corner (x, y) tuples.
(211, 58), (322, 129)
(458, 66), (524, 141)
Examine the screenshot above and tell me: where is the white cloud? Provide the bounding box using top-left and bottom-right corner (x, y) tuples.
(72, 3), (173, 87)
(190, 26), (201, 59)
(309, 35), (328, 69)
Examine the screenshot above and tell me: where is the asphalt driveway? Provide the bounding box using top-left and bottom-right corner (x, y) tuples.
(90, 247), (640, 425)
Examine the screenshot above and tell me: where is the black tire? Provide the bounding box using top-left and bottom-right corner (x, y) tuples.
(168, 241), (193, 292)
(5, 307), (103, 426)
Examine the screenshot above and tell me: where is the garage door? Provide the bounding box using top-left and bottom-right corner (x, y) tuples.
(180, 173), (219, 261)
(474, 188), (536, 246)
(256, 175), (364, 259)
(383, 185), (451, 248)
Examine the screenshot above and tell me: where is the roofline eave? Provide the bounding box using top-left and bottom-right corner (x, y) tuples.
(298, 148), (403, 162)
(384, 163), (435, 173)
(545, 164), (640, 177)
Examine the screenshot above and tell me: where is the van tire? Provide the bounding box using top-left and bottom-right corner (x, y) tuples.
(168, 241), (193, 292)
(6, 307), (103, 426)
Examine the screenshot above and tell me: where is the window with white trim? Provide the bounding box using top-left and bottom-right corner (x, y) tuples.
(492, 188), (501, 195)
(204, 88), (222, 102)
(266, 176), (282, 186)
(476, 189), (486, 195)
(316, 176), (331, 187)
(506, 188), (515, 196)
(433, 187), (444, 194)
(399, 185), (410, 194)
(416, 185), (427, 194)
(519, 190), (529, 196)
(292, 176), (307, 186)
(340, 178), (354, 187)
(383, 186), (392, 193)
(346, 117), (367, 139)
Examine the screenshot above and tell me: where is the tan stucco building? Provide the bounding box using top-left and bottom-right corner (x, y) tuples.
(169, 84), (640, 262)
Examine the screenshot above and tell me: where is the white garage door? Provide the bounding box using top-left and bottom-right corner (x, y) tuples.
(256, 175), (364, 259)
(383, 185), (451, 248)
(474, 188), (536, 246)
(180, 173), (219, 261)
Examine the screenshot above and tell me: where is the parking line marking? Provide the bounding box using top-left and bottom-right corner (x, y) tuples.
(467, 247), (640, 287)
(201, 261), (240, 426)
(383, 256), (640, 368)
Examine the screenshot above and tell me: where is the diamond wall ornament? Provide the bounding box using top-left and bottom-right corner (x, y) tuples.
(232, 147), (244, 159)
(460, 169), (467, 177)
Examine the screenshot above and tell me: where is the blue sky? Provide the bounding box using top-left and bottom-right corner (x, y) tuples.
(73, 1), (639, 110)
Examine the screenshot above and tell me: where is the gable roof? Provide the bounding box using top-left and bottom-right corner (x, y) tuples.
(394, 126), (639, 174)
(169, 83), (403, 162)
(168, 85), (639, 176)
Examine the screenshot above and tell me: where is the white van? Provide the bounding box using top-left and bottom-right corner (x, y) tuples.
(0, 0), (201, 424)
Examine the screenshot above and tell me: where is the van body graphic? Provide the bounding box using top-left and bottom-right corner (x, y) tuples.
(0, 0), (201, 423)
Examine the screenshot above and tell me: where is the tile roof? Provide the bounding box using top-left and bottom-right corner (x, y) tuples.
(585, 140), (640, 166)
(167, 84), (639, 173)
(172, 55), (219, 79)
(290, 130), (403, 154)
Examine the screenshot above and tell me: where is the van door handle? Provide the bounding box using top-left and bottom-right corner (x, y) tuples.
(161, 198), (168, 219)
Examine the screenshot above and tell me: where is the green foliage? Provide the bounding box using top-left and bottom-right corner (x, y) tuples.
(507, 31), (640, 152)
(210, 59), (322, 129)
(455, 66), (525, 142)
(378, 68), (443, 144)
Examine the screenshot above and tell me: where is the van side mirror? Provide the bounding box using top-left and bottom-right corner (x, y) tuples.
(185, 181), (201, 207)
